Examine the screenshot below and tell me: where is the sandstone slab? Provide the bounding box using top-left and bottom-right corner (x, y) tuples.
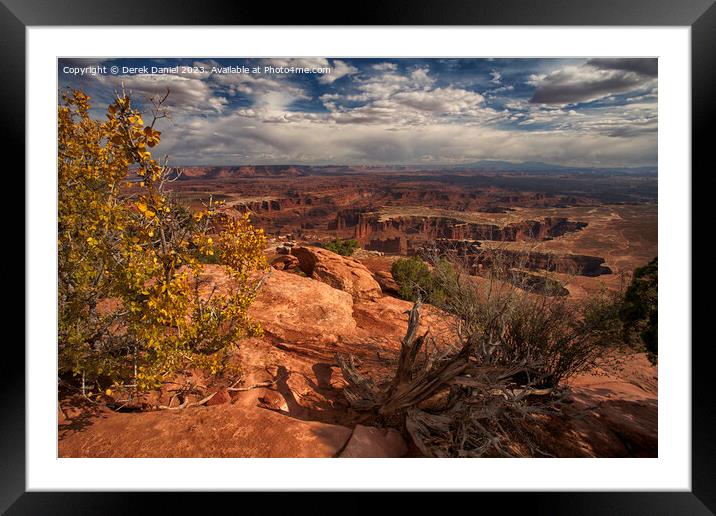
(340, 425), (408, 458)
(373, 270), (400, 296)
(270, 254), (299, 271)
(250, 269), (356, 340)
(205, 388), (232, 406)
(291, 246), (382, 300)
(59, 403), (352, 458)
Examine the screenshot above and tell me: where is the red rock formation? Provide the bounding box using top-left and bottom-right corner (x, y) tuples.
(205, 388), (232, 406)
(270, 254), (299, 271)
(373, 270), (400, 296)
(484, 249), (611, 276)
(290, 246), (382, 300)
(173, 165), (307, 179)
(339, 425), (408, 458)
(250, 268), (358, 340)
(421, 239), (611, 277)
(353, 213), (586, 249)
(365, 237), (406, 254)
(58, 401), (353, 458)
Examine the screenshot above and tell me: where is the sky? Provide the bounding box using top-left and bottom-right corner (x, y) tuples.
(58, 57), (657, 168)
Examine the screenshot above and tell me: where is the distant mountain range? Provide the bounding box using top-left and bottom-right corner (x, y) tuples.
(449, 160), (657, 175)
(165, 161), (657, 178)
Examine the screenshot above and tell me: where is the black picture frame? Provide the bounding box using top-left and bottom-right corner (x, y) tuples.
(5, 0), (710, 513)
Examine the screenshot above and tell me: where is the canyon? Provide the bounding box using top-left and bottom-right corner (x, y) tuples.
(63, 165), (658, 458)
(168, 165), (657, 294)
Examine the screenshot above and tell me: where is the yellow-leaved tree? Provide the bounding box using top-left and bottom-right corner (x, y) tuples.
(58, 89), (268, 398)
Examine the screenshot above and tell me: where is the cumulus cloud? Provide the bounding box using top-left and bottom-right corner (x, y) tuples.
(153, 111), (656, 167)
(60, 57), (657, 168)
(392, 87), (485, 114)
(512, 93), (657, 139)
(318, 60), (358, 84)
(587, 58), (658, 77)
(529, 59), (657, 105)
(318, 67), (497, 126)
(409, 68), (435, 88)
(372, 62), (398, 71)
(95, 73), (228, 113)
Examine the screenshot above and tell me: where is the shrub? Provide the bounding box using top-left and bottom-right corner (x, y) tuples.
(339, 255), (626, 457)
(620, 257), (658, 363)
(391, 256), (433, 302)
(58, 89), (268, 396)
(323, 237), (360, 256)
(428, 256), (623, 387)
(391, 256), (459, 305)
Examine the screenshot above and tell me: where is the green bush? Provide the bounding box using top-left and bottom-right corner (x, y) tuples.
(391, 257), (433, 302)
(391, 256), (461, 304)
(323, 238), (360, 256)
(620, 257), (658, 363)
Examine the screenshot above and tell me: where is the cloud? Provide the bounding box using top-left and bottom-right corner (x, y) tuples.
(153, 111), (656, 167)
(513, 94), (657, 139)
(317, 67), (497, 126)
(60, 57), (657, 168)
(372, 62), (398, 71)
(318, 60), (358, 84)
(409, 68), (435, 88)
(392, 87), (485, 114)
(529, 59), (657, 105)
(587, 58), (657, 78)
(95, 73), (228, 113)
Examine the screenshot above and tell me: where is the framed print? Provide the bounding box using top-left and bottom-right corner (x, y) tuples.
(6, 0), (712, 512)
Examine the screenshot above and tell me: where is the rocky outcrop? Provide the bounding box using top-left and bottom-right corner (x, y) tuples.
(330, 208), (364, 231)
(270, 254), (299, 271)
(58, 402), (352, 458)
(478, 249), (611, 277)
(506, 269), (570, 296)
(373, 270), (400, 296)
(173, 165), (307, 180)
(365, 237), (406, 254)
(354, 213), (586, 245)
(554, 353), (658, 457)
(249, 269), (357, 340)
(339, 425), (409, 458)
(290, 246), (382, 300)
(422, 240), (611, 277)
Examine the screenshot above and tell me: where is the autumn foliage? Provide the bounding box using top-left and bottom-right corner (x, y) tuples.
(58, 90), (268, 396)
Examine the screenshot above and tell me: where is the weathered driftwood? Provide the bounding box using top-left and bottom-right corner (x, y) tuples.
(337, 302), (562, 457)
(335, 354), (382, 411)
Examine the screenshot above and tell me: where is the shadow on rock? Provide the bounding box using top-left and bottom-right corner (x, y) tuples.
(257, 364), (356, 427)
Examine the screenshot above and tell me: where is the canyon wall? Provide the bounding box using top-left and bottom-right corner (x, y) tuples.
(422, 239), (611, 277)
(352, 214), (586, 244)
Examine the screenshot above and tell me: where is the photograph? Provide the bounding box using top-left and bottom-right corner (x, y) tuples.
(56, 56), (659, 459)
